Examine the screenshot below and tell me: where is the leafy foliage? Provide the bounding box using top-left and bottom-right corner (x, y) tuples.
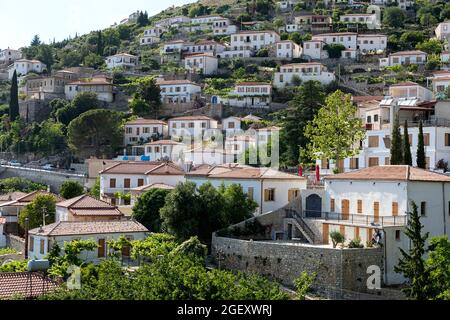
(59, 181), (84, 199)
(294, 272), (316, 300)
(18, 194), (57, 230)
(0, 177), (46, 193)
(132, 188), (172, 232)
(330, 231), (345, 249)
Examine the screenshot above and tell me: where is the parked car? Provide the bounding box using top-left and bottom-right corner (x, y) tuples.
(42, 164), (56, 170)
(0, 160), (7, 165)
(8, 161), (22, 167)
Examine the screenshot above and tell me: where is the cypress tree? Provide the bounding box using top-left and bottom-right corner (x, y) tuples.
(97, 31), (103, 56)
(390, 115), (403, 165)
(394, 202), (431, 300)
(403, 120), (412, 166)
(9, 70), (19, 121)
(417, 121), (426, 169)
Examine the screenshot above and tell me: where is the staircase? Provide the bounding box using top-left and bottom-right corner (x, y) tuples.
(285, 209), (316, 244)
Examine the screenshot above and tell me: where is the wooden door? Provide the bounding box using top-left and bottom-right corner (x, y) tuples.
(374, 202), (380, 223)
(342, 199), (350, 220)
(322, 224), (329, 245)
(98, 239), (106, 258)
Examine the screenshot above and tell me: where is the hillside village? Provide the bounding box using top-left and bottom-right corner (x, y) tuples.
(1, 0), (450, 301)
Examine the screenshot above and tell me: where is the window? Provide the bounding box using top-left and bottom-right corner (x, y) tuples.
(98, 239), (106, 258)
(368, 136), (379, 148)
(188, 122), (195, 128)
(395, 230), (401, 241)
(40, 239), (45, 255)
(445, 133), (450, 146)
(368, 157), (379, 167)
(288, 189), (300, 202)
(350, 158), (359, 170)
(330, 198), (335, 212)
(124, 179), (131, 189)
(110, 179), (116, 188)
(264, 189), (275, 202)
(420, 202), (426, 216)
(392, 202), (399, 216)
(228, 122), (235, 129)
(424, 133), (430, 146)
(138, 179), (145, 187)
(357, 200), (363, 214)
(29, 236), (34, 251)
(321, 159), (330, 170)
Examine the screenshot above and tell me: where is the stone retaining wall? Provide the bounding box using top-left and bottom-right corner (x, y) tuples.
(5, 234), (25, 254)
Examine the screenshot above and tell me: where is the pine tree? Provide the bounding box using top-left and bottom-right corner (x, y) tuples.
(9, 70), (19, 121)
(30, 34), (41, 46)
(394, 202), (431, 300)
(403, 120), (412, 166)
(417, 121), (426, 169)
(390, 115), (403, 165)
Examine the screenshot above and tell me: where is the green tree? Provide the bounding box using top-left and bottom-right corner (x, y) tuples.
(390, 115), (403, 165)
(394, 202), (431, 300)
(400, 31), (425, 50)
(132, 188), (171, 232)
(220, 183), (258, 226)
(55, 91), (100, 125)
(59, 181), (84, 199)
(30, 34), (41, 46)
(18, 194), (57, 230)
(90, 177), (101, 199)
(383, 7), (406, 28)
(417, 121), (426, 169)
(9, 71), (19, 121)
(330, 231), (345, 248)
(426, 236), (450, 299)
(127, 76), (162, 118)
(97, 31), (104, 56)
(294, 272), (316, 300)
(416, 39), (443, 55)
(304, 90), (365, 173)
(83, 53), (105, 69)
(324, 44), (346, 59)
(67, 109), (124, 158)
(35, 45), (54, 72)
(281, 81), (325, 166)
(403, 121), (412, 166)
(0, 177), (46, 193)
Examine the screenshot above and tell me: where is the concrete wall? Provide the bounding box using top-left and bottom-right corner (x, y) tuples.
(5, 234), (25, 254)
(212, 235), (384, 294)
(0, 166), (86, 192)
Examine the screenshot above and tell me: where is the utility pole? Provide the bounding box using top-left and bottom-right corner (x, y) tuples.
(24, 218), (29, 259)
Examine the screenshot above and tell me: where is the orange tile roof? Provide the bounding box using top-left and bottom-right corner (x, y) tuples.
(169, 115), (215, 121)
(325, 166), (450, 182)
(390, 50), (427, 56)
(29, 220), (149, 236)
(147, 162), (185, 175)
(57, 195), (123, 217)
(0, 273), (61, 299)
(146, 140), (182, 146)
(100, 161), (184, 176)
(132, 183), (175, 192)
(125, 118), (167, 126)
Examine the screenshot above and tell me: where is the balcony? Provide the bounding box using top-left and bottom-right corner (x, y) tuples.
(302, 211), (408, 227)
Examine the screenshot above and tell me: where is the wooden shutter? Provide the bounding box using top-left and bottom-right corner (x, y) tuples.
(264, 189), (269, 202)
(446, 133), (450, 147)
(357, 200), (363, 214)
(98, 239), (106, 258)
(40, 239), (45, 255)
(340, 225), (346, 238)
(124, 179), (131, 189)
(138, 179), (145, 187)
(330, 198), (335, 212)
(247, 188), (254, 201)
(392, 202), (399, 216)
(342, 200), (350, 220)
(110, 179), (116, 188)
(355, 227), (360, 239)
(288, 189), (299, 202)
(29, 236), (34, 252)
(323, 224), (329, 245)
(374, 202), (380, 223)
(424, 133), (430, 146)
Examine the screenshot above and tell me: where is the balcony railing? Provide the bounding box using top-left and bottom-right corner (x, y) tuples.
(302, 210), (408, 227)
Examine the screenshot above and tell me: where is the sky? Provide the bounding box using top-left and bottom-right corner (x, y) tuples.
(0, 0), (196, 49)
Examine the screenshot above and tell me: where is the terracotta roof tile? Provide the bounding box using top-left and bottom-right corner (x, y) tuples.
(57, 195), (123, 217)
(169, 115), (215, 121)
(0, 273), (61, 299)
(325, 166), (450, 182)
(125, 118), (167, 126)
(132, 183), (175, 192)
(100, 162), (164, 174)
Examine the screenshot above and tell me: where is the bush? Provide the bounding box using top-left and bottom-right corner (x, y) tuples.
(294, 272), (316, 300)
(0, 247), (17, 255)
(348, 238), (364, 249)
(59, 181), (84, 199)
(330, 231), (345, 248)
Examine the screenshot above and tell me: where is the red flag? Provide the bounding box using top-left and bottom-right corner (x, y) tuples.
(299, 165), (303, 177)
(315, 165), (320, 184)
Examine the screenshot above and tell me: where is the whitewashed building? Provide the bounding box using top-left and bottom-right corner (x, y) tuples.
(0, 49), (21, 65)
(357, 34), (387, 54)
(435, 21), (450, 41)
(230, 31), (280, 52)
(312, 32), (358, 50)
(276, 40), (302, 59)
(8, 59), (46, 79)
(183, 40), (225, 56)
(213, 17), (238, 36)
(28, 220), (148, 262)
(273, 62), (335, 87)
(168, 115), (219, 138)
(213, 82), (272, 108)
(186, 164), (307, 215)
(105, 53), (138, 70)
(155, 16), (191, 28)
(184, 53), (218, 75)
(302, 40), (328, 60)
(222, 116), (243, 135)
(157, 79), (202, 104)
(340, 13), (380, 29)
(380, 50), (427, 67)
(142, 140), (186, 162)
(124, 118), (168, 145)
(65, 76), (114, 103)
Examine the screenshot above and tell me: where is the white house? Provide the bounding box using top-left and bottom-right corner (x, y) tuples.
(302, 40), (328, 60)
(155, 16), (191, 28)
(183, 40), (225, 56)
(140, 35), (160, 46)
(124, 118), (168, 145)
(230, 31), (281, 52)
(99, 162), (185, 205)
(319, 166), (450, 285)
(312, 32), (358, 50)
(273, 62), (336, 87)
(222, 116), (243, 135)
(65, 76), (114, 103)
(441, 51), (450, 63)
(380, 50), (427, 67)
(168, 115), (219, 138)
(432, 71), (450, 95)
(357, 34), (387, 54)
(56, 195), (124, 223)
(213, 18), (238, 36)
(8, 59), (46, 79)
(275, 40), (302, 59)
(105, 53), (138, 70)
(190, 14), (224, 25)
(339, 14), (380, 29)
(184, 53), (218, 75)
(142, 140), (186, 162)
(0, 49), (21, 65)
(143, 26), (166, 38)
(0, 217), (6, 248)
(435, 21), (450, 41)
(186, 164), (307, 215)
(213, 82), (272, 108)
(157, 79), (202, 104)
(184, 148), (236, 166)
(28, 220), (148, 262)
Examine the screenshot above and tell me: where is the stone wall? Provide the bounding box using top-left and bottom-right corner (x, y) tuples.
(5, 234), (25, 254)
(211, 235), (384, 294)
(0, 253), (24, 264)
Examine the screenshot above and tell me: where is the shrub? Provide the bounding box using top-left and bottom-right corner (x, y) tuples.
(348, 238), (364, 249)
(294, 272), (316, 300)
(330, 231), (345, 248)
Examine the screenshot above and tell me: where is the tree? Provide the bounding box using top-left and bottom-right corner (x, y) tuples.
(84, 53), (105, 69)
(425, 236), (450, 299)
(390, 115), (403, 165)
(97, 31), (104, 56)
(67, 109), (124, 158)
(394, 202), (431, 300)
(9, 71), (19, 121)
(419, 13), (437, 28)
(90, 177), (101, 199)
(30, 35), (41, 47)
(59, 181), (84, 199)
(403, 121), (412, 166)
(324, 44), (346, 59)
(330, 231), (345, 249)
(36, 45), (54, 72)
(416, 39), (443, 55)
(282, 81), (325, 166)
(304, 90), (365, 173)
(417, 121), (426, 169)
(220, 183), (258, 226)
(383, 7), (406, 28)
(400, 31), (425, 50)
(127, 76), (162, 118)
(18, 194), (57, 230)
(0, 177), (46, 193)
(55, 92), (100, 125)
(132, 188), (171, 232)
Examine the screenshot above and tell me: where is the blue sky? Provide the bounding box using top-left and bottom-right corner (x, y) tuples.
(0, 0), (196, 49)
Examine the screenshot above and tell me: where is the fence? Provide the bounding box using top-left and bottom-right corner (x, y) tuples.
(302, 210), (408, 227)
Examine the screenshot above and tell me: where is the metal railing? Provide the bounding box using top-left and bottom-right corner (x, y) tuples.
(302, 210), (408, 227)
(285, 209), (316, 243)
